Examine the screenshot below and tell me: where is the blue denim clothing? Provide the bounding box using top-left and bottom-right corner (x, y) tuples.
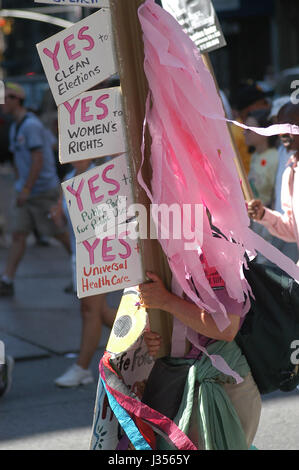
(9, 112), (59, 195)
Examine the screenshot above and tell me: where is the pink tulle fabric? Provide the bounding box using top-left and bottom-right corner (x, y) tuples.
(137, 0), (299, 332)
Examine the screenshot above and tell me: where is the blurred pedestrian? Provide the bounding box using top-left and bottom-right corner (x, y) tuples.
(268, 96), (298, 262)
(248, 102), (299, 263)
(50, 160), (116, 387)
(0, 82), (71, 297)
(231, 81), (271, 175)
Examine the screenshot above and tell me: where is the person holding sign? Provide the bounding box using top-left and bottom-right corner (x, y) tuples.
(248, 102), (299, 261)
(0, 83), (71, 297)
(139, 271), (261, 450)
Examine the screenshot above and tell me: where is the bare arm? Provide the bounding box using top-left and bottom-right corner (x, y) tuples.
(139, 272), (240, 343)
(25, 149), (43, 191)
(17, 149), (43, 206)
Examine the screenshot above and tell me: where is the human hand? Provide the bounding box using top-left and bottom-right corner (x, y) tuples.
(138, 272), (172, 310)
(16, 187), (30, 207)
(143, 331), (162, 358)
(247, 199), (265, 221)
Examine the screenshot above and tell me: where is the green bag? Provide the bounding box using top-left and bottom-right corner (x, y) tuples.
(236, 260), (299, 395)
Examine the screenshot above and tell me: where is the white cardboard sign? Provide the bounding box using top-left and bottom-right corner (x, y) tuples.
(90, 335), (154, 450)
(76, 221), (144, 298)
(34, 0), (109, 7)
(61, 153), (134, 243)
(36, 9), (117, 105)
(58, 87), (127, 163)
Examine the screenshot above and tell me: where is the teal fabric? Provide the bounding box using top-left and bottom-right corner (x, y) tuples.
(157, 340), (250, 450)
(101, 380), (152, 451)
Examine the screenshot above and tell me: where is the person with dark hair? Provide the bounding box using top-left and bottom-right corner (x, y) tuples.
(268, 97), (298, 262)
(0, 82), (71, 296)
(248, 102), (299, 264)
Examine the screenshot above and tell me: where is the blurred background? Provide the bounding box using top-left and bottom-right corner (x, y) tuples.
(0, 0), (298, 450)
(0, 1), (298, 105)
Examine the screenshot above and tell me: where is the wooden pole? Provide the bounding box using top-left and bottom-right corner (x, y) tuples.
(202, 54), (253, 202)
(109, 0), (173, 357)
(108, 2), (252, 357)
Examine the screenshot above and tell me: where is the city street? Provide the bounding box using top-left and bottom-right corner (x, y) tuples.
(0, 0), (299, 455)
(0, 194), (298, 450)
(0, 235), (122, 450)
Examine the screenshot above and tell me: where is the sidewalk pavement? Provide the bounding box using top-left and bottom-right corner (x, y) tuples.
(0, 238), (122, 450)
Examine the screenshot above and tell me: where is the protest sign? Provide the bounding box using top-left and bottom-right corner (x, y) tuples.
(58, 86), (127, 163)
(90, 334), (154, 450)
(76, 220), (144, 298)
(36, 9), (117, 105)
(106, 287), (148, 356)
(34, 0), (109, 6)
(162, 0), (226, 53)
(61, 153), (134, 243)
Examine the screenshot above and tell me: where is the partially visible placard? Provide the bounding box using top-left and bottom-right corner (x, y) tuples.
(162, 0), (226, 53)
(76, 220), (144, 298)
(61, 153), (133, 243)
(106, 287), (148, 356)
(36, 9), (117, 105)
(59, 87), (127, 163)
(90, 334), (154, 450)
(35, 0), (109, 6)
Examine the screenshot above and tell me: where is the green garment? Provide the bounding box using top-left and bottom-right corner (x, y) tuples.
(157, 340), (250, 450)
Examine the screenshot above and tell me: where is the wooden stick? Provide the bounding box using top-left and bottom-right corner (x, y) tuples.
(202, 54), (253, 202)
(109, 0), (173, 357)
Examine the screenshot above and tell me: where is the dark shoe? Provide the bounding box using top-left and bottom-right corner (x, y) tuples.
(64, 283), (76, 295)
(0, 356), (14, 397)
(35, 236), (50, 247)
(0, 280), (14, 297)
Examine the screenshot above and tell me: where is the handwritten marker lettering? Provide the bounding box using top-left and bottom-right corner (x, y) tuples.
(76, 221), (144, 298)
(61, 155), (134, 244)
(34, 0), (110, 8)
(59, 88), (127, 163)
(37, 9), (117, 105)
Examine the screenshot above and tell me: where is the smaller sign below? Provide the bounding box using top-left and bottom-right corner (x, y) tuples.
(76, 220), (144, 298)
(34, 0), (110, 7)
(61, 153), (134, 243)
(162, 0), (226, 53)
(36, 8), (117, 105)
(106, 287), (148, 355)
(59, 86), (127, 164)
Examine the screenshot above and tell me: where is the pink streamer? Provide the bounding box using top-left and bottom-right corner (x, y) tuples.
(229, 120), (299, 137)
(137, 0), (299, 337)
